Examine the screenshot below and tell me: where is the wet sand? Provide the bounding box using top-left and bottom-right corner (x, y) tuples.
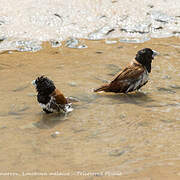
(0, 37), (180, 180)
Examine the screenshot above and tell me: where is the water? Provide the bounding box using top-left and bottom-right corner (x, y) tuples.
(0, 0), (180, 51)
(0, 37), (180, 179)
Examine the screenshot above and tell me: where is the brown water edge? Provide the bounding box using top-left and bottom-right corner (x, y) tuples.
(0, 37), (180, 180)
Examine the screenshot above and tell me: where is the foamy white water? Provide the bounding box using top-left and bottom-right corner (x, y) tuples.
(0, 0), (180, 49)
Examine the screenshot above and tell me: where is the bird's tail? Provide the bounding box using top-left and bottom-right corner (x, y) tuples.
(94, 84), (110, 92)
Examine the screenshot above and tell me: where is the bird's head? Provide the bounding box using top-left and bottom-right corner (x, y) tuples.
(31, 76), (55, 96)
(135, 48), (158, 73)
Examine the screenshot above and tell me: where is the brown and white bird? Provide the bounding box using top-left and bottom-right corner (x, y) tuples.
(94, 48), (158, 93)
(32, 76), (73, 113)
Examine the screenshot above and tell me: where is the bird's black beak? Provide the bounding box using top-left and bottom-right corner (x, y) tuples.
(152, 50), (159, 58)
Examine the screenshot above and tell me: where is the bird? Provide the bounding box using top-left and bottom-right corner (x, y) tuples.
(94, 48), (158, 93)
(32, 76), (73, 113)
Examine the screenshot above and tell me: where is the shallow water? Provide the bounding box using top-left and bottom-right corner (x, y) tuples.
(0, 37), (180, 179)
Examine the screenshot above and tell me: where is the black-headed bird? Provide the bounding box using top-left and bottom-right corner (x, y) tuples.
(32, 76), (73, 113)
(94, 48), (158, 93)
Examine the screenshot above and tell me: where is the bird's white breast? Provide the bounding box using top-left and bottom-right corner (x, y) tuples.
(141, 69), (149, 85)
(39, 96), (73, 113)
(126, 69), (149, 92)
(39, 96), (56, 112)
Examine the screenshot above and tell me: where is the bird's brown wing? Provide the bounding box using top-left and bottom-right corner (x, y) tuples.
(112, 63), (144, 81)
(51, 89), (67, 105)
(108, 63), (145, 92)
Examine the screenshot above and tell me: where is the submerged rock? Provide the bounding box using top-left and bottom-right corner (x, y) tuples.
(95, 51), (103, 54)
(0, 126), (7, 129)
(169, 84), (180, 90)
(14, 40), (42, 52)
(119, 113), (126, 119)
(51, 131), (60, 138)
(109, 149), (126, 157)
(68, 82), (77, 87)
(120, 22), (151, 34)
(65, 38), (87, 49)
(50, 40), (62, 47)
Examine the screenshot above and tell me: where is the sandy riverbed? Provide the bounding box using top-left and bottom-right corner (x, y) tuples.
(0, 37), (180, 179)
